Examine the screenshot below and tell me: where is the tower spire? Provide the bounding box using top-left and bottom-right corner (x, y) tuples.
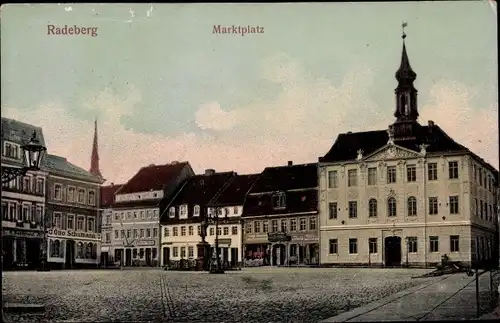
(89, 118), (102, 178)
(392, 22), (420, 140)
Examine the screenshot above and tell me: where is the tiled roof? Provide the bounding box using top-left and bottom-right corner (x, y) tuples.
(100, 184), (124, 208)
(318, 123), (498, 175)
(208, 174), (260, 207)
(248, 163), (318, 193)
(242, 189), (318, 218)
(44, 154), (103, 183)
(117, 162), (191, 195)
(319, 124), (468, 163)
(159, 171), (236, 224)
(1, 117), (47, 167)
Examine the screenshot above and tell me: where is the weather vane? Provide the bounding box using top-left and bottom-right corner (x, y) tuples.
(402, 22), (408, 39)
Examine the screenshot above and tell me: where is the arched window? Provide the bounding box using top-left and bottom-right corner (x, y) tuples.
(368, 199), (378, 217)
(87, 243), (93, 259)
(49, 239), (55, 257)
(388, 198), (397, 217)
(77, 242), (83, 258)
(407, 196), (417, 216)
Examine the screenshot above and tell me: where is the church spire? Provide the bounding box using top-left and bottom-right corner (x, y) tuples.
(89, 118), (102, 178)
(392, 22), (420, 140)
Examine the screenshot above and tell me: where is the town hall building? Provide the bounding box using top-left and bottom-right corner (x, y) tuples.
(318, 30), (498, 268)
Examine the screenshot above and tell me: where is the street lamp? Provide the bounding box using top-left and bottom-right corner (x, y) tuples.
(203, 207), (225, 274)
(1, 131), (47, 184)
(37, 212), (50, 271)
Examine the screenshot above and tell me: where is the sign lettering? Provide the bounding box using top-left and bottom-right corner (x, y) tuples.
(47, 228), (101, 240)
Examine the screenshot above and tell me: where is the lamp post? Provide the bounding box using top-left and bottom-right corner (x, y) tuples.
(205, 207), (224, 274)
(1, 131), (47, 184)
(37, 212), (50, 271)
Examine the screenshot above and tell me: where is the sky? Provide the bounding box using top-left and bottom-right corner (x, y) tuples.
(1, 2), (498, 184)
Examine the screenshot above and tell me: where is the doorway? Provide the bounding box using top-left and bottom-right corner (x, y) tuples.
(222, 248), (229, 264)
(3, 238), (14, 269)
(145, 248), (151, 266)
(100, 252), (108, 267)
(230, 248), (238, 267)
(65, 240), (75, 269)
(162, 247), (170, 266)
(125, 248), (132, 266)
(272, 244), (286, 266)
(384, 236), (402, 267)
(25, 238), (40, 269)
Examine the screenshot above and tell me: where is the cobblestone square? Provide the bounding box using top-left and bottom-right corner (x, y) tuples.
(3, 267), (438, 322)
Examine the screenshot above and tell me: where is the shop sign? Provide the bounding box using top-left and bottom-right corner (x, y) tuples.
(136, 240), (155, 246)
(268, 232), (291, 243)
(2, 228), (43, 239)
(216, 238), (232, 246)
(47, 228), (101, 240)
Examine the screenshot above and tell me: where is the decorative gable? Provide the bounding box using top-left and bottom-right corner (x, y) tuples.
(364, 144), (421, 162)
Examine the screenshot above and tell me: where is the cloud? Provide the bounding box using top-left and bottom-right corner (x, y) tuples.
(2, 54), (497, 184)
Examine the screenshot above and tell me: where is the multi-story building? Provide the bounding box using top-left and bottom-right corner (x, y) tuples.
(44, 154), (104, 268)
(205, 173), (260, 267)
(242, 162), (319, 266)
(111, 162), (194, 267)
(1, 118), (48, 269)
(159, 169), (236, 265)
(318, 32), (498, 268)
(99, 183), (123, 266)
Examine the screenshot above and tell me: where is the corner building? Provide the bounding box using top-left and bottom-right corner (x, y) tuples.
(318, 33), (498, 268)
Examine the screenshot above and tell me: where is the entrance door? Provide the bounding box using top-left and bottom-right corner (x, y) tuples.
(115, 249), (123, 266)
(145, 248), (152, 266)
(25, 238), (40, 269)
(222, 248), (229, 265)
(3, 238), (14, 269)
(230, 248), (238, 267)
(100, 252), (108, 267)
(125, 248), (132, 266)
(162, 247), (170, 266)
(65, 240), (75, 269)
(385, 236), (402, 267)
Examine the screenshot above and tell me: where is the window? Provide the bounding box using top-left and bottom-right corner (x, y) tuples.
(133, 249), (138, 258)
(180, 247), (186, 258)
(76, 216), (84, 231)
(65, 214), (73, 230)
(407, 196), (417, 216)
(144, 229), (150, 238)
(272, 192), (286, 208)
(449, 196), (459, 214)
(66, 186), (75, 202)
(430, 236), (439, 252)
(367, 168), (377, 186)
(329, 239), (338, 254)
(173, 247), (178, 258)
(309, 217), (316, 230)
(88, 190), (96, 205)
(188, 246), (194, 258)
(140, 229), (145, 237)
(180, 205), (188, 218)
(299, 218), (307, 231)
(3, 142), (19, 159)
(448, 161), (459, 179)
(245, 223), (252, 234)
(133, 212), (137, 219)
(1, 202), (7, 221)
(217, 227), (222, 236)
(328, 171), (338, 188)
(36, 178), (45, 195)
(280, 219), (287, 232)
(348, 169), (358, 187)
(77, 188), (85, 203)
(197, 226), (201, 236)
(22, 205), (30, 222)
(53, 212), (62, 228)
(388, 198), (397, 217)
(480, 170), (484, 187)
(387, 166), (397, 183)
(349, 238), (358, 254)
(262, 221), (269, 233)
(127, 229), (131, 239)
(429, 197), (438, 215)
(188, 226), (194, 236)
(114, 230), (119, 239)
(369, 238), (377, 254)
(348, 201), (357, 218)
(127, 212), (132, 219)
(407, 237), (418, 253)
(54, 184), (62, 200)
(450, 235), (460, 252)
(233, 207), (238, 214)
(272, 220), (279, 232)
(193, 205), (200, 217)
(231, 226), (237, 235)
(121, 230), (125, 239)
(368, 199), (378, 217)
(133, 229), (138, 238)
(22, 176), (31, 192)
(480, 200), (484, 219)
(406, 165), (417, 182)
(172, 227), (178, 236)
(180, 226), (186, 236)
(329, 202), (338, 219)
(87, 217), (94, 232)
(254, 221), (261, 233)
(223, 227), (229, 235)
(290, 219), (297, 231)
(168, 207), (175, 218)
(164, 227), (169, 237)
(153, 228), (158, 237)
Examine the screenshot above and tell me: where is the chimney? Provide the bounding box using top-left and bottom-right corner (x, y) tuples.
(287, 161), (293, 166)
(428, 120), (435, 127)
(205, 169), (215, 176)
(110, 182), (114, 186)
